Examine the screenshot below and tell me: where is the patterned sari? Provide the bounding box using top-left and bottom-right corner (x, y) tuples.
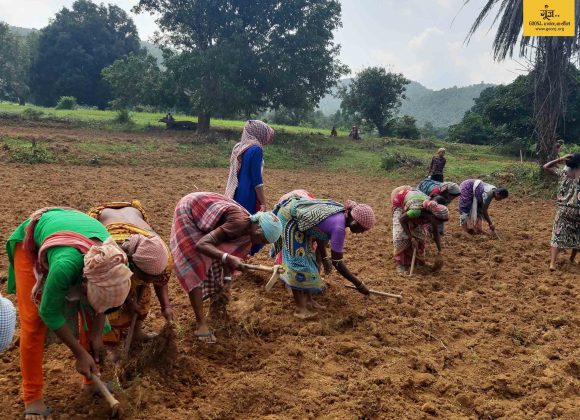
(274, 197), (344, 292)
(551, 170), (580, 249)
(391, 187), (430, 266)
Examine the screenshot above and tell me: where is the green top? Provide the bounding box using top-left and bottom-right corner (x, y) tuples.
(6, 209), (110, 330)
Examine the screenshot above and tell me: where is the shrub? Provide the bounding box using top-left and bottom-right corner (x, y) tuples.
(381, 151), (426, 171)
(22, 108), (44, 120)
(55, 96), (78, 110)
(113, 109), (133, 124)
(10, 145), (54, 164)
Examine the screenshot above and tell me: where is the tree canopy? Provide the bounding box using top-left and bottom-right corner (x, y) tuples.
(134, 0), (348, 131)
(30, 0), (141, 108)
(0, 22), (32, 104)
(339, 67), (409, 136)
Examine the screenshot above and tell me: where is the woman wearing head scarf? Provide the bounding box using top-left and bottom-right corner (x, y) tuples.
(543, 153), (580, 271)
(416, 178), (461, 206)
(272, 194), (376, 319)
(88, 200), (172, 352)
(6, 208), (132, 419)
(225, 120), (275, 213)
(170, 192), (282, 343)
(428, 148), (447, 182)
(391, 186), (449, 273)
(458, 179), (509, 234)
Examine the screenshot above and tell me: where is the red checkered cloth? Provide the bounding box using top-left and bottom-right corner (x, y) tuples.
(170, 193), (252, 299)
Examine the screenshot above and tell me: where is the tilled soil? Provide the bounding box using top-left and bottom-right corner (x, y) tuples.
(0, 163), (578, 419)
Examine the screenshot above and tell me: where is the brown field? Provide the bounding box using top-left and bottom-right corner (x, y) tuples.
(0, 154), (578, 418)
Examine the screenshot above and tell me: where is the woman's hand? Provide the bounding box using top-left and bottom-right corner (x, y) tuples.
(225, 254), (246, 272)
(75, 350), (98, 378)
(161, 305), (174, 322)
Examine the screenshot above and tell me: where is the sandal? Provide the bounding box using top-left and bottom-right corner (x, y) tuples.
(195, 330), (217, 344)
(24, 406), (53, 419)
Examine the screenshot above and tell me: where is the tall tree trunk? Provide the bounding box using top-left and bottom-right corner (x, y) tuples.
(197, 112), (211, 133)
(534, 40), (567, 165)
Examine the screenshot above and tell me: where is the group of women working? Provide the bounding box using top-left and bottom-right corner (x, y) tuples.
(0, 119), (577, 419)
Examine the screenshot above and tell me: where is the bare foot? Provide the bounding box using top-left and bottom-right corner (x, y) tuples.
(24, 400), (52, 420)
(293, 309), (317, 319)
(307, 298), (326, 310)
(549, 263), (556, 271)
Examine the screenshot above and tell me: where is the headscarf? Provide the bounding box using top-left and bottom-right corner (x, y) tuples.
(83, 237), (132, 313)
(225, 120), (275, 198)
(422, 200), (449, 221)
(406, 201), (423, 219)
(121, 234), (169, 276)
(249, 211), (283, 243)
(0, 293), (16, 353)
(440, 182), (460, 195)
(345, 200), (376, 230)
(437, 148), (446, 154)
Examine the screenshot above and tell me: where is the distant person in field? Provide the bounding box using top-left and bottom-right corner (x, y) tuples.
(0, 292), (17, 353)
(6, 208), (132, 419)
(543, 153), (580, 271)
(458, 179), (509, 235)
(225, 120), (275, 214)
(391, 186), (448, 273)
(555, 140), (564, 157)
(272, 193), (375, 319)
(170, 192), (282, 343)
(88, 200), (173, 357)
(348, 125), (360, 140)
(330, 126), (337, 137)
(428, 148), (447, 182)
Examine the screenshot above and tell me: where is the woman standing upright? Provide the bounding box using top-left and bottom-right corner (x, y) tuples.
(543, 153), (580, 271)
(428, 148), (447, 182)
(225, 120), (275, 213)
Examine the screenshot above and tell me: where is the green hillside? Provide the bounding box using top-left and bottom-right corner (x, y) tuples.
(317, 79), (494, 128)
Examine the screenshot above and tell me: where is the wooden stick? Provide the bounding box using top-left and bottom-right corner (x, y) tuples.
(90, 374), (120, 416)
(123, 285), (144, 358)
(243, 263), (283, 273)
(409, 247), (417, 277)
(345, 285), (402, 301)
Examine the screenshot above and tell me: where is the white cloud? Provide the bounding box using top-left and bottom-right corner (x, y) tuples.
(408, 27), (445, 50)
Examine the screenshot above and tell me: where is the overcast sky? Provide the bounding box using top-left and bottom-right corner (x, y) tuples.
(1, 0), (528, 90)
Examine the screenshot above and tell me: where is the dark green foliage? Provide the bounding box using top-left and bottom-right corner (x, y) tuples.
(0, 22), (31, 103)
(449, 68), (580, 148)
(390, 115), (420, 140)
(29, 0), (141, 108)
(134, 0), (348, 131)
(55, 96), (78, 110)
(340, 67), (409, 136)
(101, 52), (162, 110)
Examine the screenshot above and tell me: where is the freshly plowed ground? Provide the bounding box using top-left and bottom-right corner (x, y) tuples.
(0, 162), (578, 419)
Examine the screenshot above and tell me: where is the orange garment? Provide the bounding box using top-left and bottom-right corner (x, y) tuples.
(14, 244), (92, 403)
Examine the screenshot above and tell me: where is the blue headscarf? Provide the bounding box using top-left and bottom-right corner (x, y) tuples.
(249, 212), (283, 243)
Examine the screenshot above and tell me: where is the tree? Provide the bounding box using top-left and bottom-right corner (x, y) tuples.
(0, 23), (30, 104)
(448, 112), (495, 145)
(466, 1), (580, 164)
(102, 52), (163, 110)
(134, 0), (348, 132)
(339, 67), (409, 136)
(391, 115), (420, 140)
(30, 0), (141, 108)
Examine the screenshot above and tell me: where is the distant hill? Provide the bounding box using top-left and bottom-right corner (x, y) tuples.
(318, 79), (494, 128)
(7, 24), (164, 64)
